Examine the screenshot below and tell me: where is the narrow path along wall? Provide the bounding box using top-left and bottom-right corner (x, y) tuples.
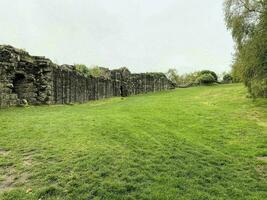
(0, 45), (175, 108)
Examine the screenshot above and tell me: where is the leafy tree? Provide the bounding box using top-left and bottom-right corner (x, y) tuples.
(198, 70), (218, 82)
(223, 73), (233, 83)
(166, 69), (218, 86)
(196, 73), (216, 85)
(166, 68), (179, 84)
(224, 0), (267, 97)
(166, 69), (198, 86)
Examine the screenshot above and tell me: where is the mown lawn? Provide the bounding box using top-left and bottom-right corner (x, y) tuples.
(0, 84), (266, 200)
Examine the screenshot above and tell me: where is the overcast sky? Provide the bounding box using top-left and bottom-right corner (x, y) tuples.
(0, 0), (234, 74)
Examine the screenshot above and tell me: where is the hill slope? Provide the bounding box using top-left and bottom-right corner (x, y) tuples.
(0, 84), (266, 199)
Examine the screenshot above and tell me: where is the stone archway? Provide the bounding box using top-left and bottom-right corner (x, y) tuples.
(12, 73), (27, 100)
(120, 83), (128, 97)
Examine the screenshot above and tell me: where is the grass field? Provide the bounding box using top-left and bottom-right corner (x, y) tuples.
(0, 84), (266, 200)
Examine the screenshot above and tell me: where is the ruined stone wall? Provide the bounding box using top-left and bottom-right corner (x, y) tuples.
(52, 66), (114, 104)
(128, 73), (173, 95)
(0, 45), (174, 108)
(0, 45), (54, 107)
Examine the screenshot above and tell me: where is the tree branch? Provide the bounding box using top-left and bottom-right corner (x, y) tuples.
(239, 0), (264, 13)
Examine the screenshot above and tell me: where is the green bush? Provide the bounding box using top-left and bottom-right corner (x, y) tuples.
(74, 64), (90, 76)
(224, 0), (267, 98)
(73, 64), (110, 79)
(196, 73), (216, 84)
(88, 66), (111, 79)
(249, 78), (267, 98)
(198, 70), (218, 82)
(166, 69), (218, 87)
(223, 73), (233, 83)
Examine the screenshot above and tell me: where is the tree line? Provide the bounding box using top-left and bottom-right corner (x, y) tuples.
(224, 0), (267, 98)
(166, 69), (233, 87)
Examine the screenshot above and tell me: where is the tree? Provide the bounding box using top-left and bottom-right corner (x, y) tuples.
(224, 0), (267, 97)
(166, 69), (218, 87)
(198, 70), (218, 82)
(166, 69), (197, 86)
(166, 68), (179, 84)
(223, 73), (233, 83)
(196, 73), (216, 85)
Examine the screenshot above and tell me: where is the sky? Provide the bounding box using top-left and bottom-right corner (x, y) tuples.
(0, 0), (234, 74)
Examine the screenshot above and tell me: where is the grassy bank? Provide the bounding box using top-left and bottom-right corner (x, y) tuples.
(0, 84), (266, 199)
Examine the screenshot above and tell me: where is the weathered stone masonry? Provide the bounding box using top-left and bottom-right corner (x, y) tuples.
(0, 45), (175, 108)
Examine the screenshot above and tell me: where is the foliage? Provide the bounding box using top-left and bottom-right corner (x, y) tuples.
(88, 65), (102, 77)
(74, 64), (90, 75)
(74, 64), (111, 79)
(166, 69), (218, 86)
(198, 70), (218, 81)
(0, 84), (267, 199)
(224, 0), (267, 97)
(196, 73), (216, 84)
(223, 73), (234, 83)
(231, 57), (243, 82)
(166, 68), (179, 84)
(88, 66), (111, 79)
(177, 71), (200, 86)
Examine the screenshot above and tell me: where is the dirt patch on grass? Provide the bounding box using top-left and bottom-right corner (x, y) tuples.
(0, 175), (16, 191)
(0, 168), (30, 192)
(257, 156), (267, 162)
(23, 155), (33, 167)
(256, 165), (267, 179)
(0, 153), (33, 192)
(256, 156), (267, 179)
(0, 149), (10, 156)
(0, 168), (16, 192)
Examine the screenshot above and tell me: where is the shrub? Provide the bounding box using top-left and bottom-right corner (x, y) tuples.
(198, 70), (218, 82)
(74, 64), (90, 75)
(88, 66), (111, 79)
(166, 69), (218, 87)
(88, 66), (102, 77)
(223, 73), (233, 83)
(249, 78), (267, 98)
(196, 73), (216, 84)
(73, 64), (111, 79)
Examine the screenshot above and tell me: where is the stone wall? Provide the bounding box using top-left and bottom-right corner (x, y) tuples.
(0, 45), (175, 108)
(52, 66), (114, 104)
(0, 45), (55, 107)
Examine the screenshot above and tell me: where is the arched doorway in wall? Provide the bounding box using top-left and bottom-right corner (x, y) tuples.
(12, 73), (27, 100)
(120, 84), (128, 97)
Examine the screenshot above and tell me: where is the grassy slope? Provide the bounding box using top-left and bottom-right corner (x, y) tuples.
(0, 84), (266, 200)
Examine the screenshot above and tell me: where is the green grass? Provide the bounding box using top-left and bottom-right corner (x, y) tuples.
(0, 84), (266, 200)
